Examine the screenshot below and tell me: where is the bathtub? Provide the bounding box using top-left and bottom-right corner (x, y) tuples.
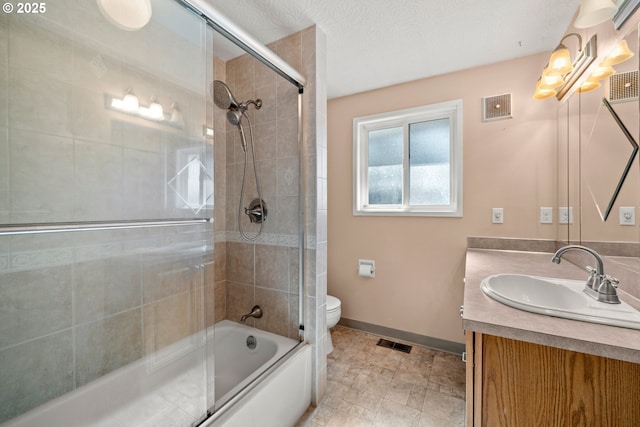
(207, 321), (312, 427)
(2, 321), (311, 427)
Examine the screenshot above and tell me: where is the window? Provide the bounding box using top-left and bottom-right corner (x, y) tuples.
(353, 99), (463, 216)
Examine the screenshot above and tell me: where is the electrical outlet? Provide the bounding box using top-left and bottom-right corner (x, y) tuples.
(492, 208), (504, 224)
(620, 207), (636, 225)
(540, 207), (553, 224)
(559, 207), (573, 224)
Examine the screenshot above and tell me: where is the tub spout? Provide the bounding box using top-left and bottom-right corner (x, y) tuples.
(241, 305), (263, 322)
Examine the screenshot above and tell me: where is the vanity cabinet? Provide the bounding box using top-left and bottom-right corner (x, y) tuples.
(465, 331), (640, 427)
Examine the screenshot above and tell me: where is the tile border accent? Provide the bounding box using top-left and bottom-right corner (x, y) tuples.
(216, 231), (314, 249)
(338, 317), (465, 356)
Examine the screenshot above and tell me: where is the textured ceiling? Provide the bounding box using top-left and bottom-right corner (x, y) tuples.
(204, 0), (582, 99)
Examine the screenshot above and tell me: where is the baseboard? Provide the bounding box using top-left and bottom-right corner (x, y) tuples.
(337, 318), (465, 355)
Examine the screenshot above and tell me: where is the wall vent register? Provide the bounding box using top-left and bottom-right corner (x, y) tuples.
(608, 70), (639, 103)
(482, 93), (512, 122)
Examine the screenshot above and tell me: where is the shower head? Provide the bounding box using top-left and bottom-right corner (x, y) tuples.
(212, 80), (240, 111)
(227, 109), (242, 126)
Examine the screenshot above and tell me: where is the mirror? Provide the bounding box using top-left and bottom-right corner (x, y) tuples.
(579, 24), (640, 246)
(560, 23), (640, 265)
(584, 97), (638, 222)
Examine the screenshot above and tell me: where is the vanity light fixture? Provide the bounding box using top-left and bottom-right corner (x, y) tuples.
(533, 34), (597, 100)
(574, 0), (618, 29)
(577, 40), (635, 93)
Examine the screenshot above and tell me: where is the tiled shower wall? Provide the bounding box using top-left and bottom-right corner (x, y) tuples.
(213, 25), (328, 403)
(215, 32), (305, 338)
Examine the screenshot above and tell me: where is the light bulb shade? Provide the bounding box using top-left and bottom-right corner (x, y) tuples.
(547, 45), (573, 76)
(148, 99), (164, 120)
(574, 0), (618, 28)
(602, 40), (634, 66)
(533, 79), (557, 99)
(540, 67), (565, 89)
(591, 64), (615, 80)
(97, 0), (152, 31)
(170, 103), (184, 125)
(577, 77), (601, 92)
(122, 90), (139, 112)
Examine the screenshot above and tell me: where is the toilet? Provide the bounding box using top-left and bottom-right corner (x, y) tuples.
(326, 295), (342, 354)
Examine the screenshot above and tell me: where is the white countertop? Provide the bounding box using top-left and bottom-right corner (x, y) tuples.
(463, 248), (640, 364)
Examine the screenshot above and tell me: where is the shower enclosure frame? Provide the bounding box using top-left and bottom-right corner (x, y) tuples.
(0, 1), (309, 424)
(180, 0), (310, 422)
(177, 0), (308, 338)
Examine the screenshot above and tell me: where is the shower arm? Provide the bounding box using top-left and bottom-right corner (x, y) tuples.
(241, 99), (262, 110)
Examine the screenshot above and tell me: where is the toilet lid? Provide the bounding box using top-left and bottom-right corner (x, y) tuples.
(327, 295), (341, 311)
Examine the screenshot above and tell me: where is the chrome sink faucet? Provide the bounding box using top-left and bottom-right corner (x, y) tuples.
(552, 245), (620, 304)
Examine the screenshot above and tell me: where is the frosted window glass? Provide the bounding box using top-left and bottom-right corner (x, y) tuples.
(409, 119), (450, 205)
(367, 127), (403, 204)
(353, 99), (462, 216)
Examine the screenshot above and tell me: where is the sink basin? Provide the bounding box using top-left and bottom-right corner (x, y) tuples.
(481, 274), (640, 330)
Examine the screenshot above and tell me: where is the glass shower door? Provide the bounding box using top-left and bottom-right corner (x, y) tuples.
(0, 1), (215, 426)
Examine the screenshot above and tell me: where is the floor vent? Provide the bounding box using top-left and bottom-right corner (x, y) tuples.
(482, 93), (512, 121)
(376, 338), (412, 354)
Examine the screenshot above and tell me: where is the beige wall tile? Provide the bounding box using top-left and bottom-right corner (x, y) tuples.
(0, 331), (73, 424)
(226, 242), (254, 285)
(255, 287), (290, 336)
(226, 281), (255, 324)
(144, 292), (193, 353)
(142, 257), (194, 304)
(75, 308), (142, 387)
(0, 265), (72, 348)
(9, 129), (74, 223)
(255, 244), (289, 291)
(74, 256), (141, 324)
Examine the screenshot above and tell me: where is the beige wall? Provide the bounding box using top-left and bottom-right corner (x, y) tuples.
(328, 53), (558, 344)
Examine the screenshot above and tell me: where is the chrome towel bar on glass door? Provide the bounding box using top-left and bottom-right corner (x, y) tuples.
(0, 218), (213, 236)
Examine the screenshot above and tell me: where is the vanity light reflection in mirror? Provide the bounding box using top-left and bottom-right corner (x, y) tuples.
(106, 89), (184, 128)
(582, 33), (638, 222)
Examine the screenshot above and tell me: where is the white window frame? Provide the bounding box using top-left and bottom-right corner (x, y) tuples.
(353, 99), (463, 217)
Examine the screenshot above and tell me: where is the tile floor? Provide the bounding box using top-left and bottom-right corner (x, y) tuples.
(296, 326), (466, 427)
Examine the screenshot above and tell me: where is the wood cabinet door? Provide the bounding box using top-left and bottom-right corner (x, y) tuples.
(481, 335), (640, 427)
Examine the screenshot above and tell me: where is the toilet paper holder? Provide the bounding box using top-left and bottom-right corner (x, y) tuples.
(358, 259), (375, 278)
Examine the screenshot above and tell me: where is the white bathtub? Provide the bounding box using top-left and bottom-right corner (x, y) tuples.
(1, 321), (311, 427)
(207, 321), (312, 427)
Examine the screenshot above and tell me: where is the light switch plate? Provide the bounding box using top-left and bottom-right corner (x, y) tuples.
(492, 208), (504, 224)
(540, 207), (553, 224)
(620, 207), (636, 225)
(559, 207), (573, 224)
